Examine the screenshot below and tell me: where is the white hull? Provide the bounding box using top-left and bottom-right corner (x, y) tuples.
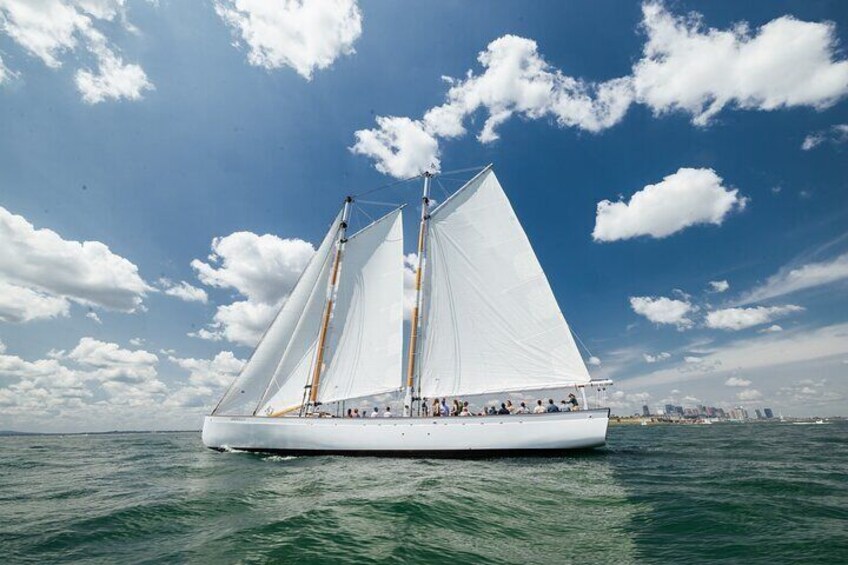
(202, 409), (610, 456)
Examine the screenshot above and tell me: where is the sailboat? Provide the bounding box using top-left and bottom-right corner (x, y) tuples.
(202, 166), (612, 455)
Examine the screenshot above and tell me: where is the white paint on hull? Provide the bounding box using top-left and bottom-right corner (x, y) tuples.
(202, 409), (610, 454)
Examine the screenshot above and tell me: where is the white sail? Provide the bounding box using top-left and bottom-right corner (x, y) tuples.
(213, 212), (341, 415)
(418, 168), (591, 399)
(316, 208), (404, 405)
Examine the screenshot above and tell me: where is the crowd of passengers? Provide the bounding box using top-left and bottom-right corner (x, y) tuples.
(343, 395), (580, 418)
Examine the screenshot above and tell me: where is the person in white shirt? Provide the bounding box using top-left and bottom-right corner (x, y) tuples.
(383, 406), (393, 418)
(370, 407), (380, 418)
(533, 399), (546, 414)
(516, 402), (530, 414)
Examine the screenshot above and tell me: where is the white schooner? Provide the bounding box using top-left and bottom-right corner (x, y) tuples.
(202, 166), (612, 455)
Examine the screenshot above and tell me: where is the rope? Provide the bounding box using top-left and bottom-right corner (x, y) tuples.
(570, 327), (597, 361)
(356, 198), (403, 207)
(354, 202), (375, 224)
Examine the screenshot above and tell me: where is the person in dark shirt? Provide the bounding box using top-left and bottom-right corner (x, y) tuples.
(568, 393), (580, 411)
(497, 402), (510, 415)
(546, 398), (560, 413)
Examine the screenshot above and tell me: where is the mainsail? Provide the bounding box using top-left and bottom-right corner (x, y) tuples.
(213, 211), (341, 416)
(417, 168), (591, 399)
(315, 208), (404, 405)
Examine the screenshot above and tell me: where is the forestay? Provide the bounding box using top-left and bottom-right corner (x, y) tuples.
(316, 209), (404, 405)
(418, 169), (591, 399)
(213, 211), (341, 415)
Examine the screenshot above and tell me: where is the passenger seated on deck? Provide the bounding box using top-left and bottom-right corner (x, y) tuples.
(497, 403), (510, 415)
(353, 408), (361, 418)
(517, 402), (530, 414)
(432, 398), (441, 417)
(560, 400), (571, 412)
(533, 400), (546, 414)
(459, 405), (471, 417)
(568, 393), (580, 411)
(370, 407), (380, 418)
(383, 406), (393, 418)
(546, 398), (560, 413)
(346, 408), (353, 418)
(506, 400), (515, 414)
(451, 400), (461, 416)
(487, 405), (497, 415)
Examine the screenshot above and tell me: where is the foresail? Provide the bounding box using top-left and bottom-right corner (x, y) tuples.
(316, 208), (404, 405)
(418, 169), (591, 399)
(213, 211), (341, 416)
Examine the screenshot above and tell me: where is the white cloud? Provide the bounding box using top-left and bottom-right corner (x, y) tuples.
(403, 252), (418, 320)
(629, 295), (695, 329)
(85, 311), (101, 324)
(191, 230), (315, 346)
(593, 168), (747, 241)
(352, 3), (848, 178)
(739, 252), (848, 304)
(705, 305), (804, 331)
(159, 278), (208, 304)
(0, 0), (153, 103)
(165, 351), (245, 408)
(708, 280), (729, 293)
(725, 376), (751, 387)
(214, 0), (362, 79)
(644, 352), (671, 363)
(351, 116), (441, 179)
(684, 356), (703, 364)
(633, 3), (848, 125)
(587, 356), (601, 366)
(0, 281), (70, 322)
(129, 337), (144, 346)
(737, 389), (763, 401)
(801, 124), (848, 150)
(760, 324), (783, 333)
(0, 53), (15, 83)
(0, 206), (151, 320)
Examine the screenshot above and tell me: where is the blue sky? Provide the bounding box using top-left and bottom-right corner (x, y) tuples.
(1, 0), (846, 431)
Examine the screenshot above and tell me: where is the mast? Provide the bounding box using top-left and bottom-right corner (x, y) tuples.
(404, 172), (431, 417)
(304, 196), (352, 414)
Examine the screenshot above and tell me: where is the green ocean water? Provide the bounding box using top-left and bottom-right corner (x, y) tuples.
(1, 422), (846, 564)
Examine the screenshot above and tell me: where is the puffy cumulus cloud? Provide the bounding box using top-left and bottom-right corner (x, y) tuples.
(85, 311), (101, 324)
(706, 305), (803, 331)
(165, 351), (245, 408)
(737, 389), (763, 401)
(0, 207), (151, 322)
(760, 324), (783, 333)
(67, 337), (160, 388)
(739, 252), (848, 304)
(190, 230), (316, 346)
(352, 3), (848, 178)
(158, 278), (208, 304)
(593, 168), (747, 242)
(0, 53), (15, 83)
(587, 356), (602, 366)
(801, 124), (848, 150)
(351, 117), (440, 179)
(708, 280), (729, 293)
(352, 34), (633, 177)
(214, 0), (362, 79)
(0, 281), (70, 322)
(633, 3), (848, 125)
(629, 295), (695, 329)
(725, 376), (751, 387)
(643, 352), (671, 363)
(0, 0), (153, 103)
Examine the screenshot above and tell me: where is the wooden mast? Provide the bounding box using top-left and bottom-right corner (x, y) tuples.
(304, 196), (352, 414)
(404, 172), (431, 417)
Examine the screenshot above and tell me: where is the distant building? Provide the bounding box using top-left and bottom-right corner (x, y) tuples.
(755, 409), (763, 419)
(664, 404), (674, 416)
(764, 408), (774, 419)
(642, 405), (651, 417)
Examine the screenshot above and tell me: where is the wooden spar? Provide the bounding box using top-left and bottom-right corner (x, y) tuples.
(305, 196), (352, 411)
(404, 172), (431, 417)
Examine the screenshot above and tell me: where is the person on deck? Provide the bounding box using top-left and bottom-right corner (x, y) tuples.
(506, 400), (516, 414)
(383, 406), (393, 418)
(370, 407), (380, 418)
(440, 398), (450, 417)
(546, 398), (560, 413)
(560, 400), (571, 412)
(533, 400), (546, 414)
(517, 402), (530, 414)
(432, 398), (441, 417)
(346, 408), (353, 418)
(353, 408), (361, 418)
(459, 405), (471, 417)
(487, 405), (497, 415)
(568, 393), (580, 411)
(497, 403), (510, 415)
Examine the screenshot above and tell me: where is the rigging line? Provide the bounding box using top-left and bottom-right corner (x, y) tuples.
(354, 202), (375, 224)
(355, 198), (403, 207)
(433, 176), (475, 183)
(351, 174), (422, 198)
(570, 327), (597, 361)
(435, 164), (488, 176)
(434, 178), (451, 201)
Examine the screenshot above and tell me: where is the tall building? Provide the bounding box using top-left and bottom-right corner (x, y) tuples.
(764, 408), (774, 419)
(665, 404), (675, 416)
(642, 405), (651, 417)
(755, 409), (763, 419)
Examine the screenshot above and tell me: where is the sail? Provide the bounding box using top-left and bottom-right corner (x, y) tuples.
(316, 208), (404, 405)
(417, 168), (591, 399)
(213, 211), (341, 416)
